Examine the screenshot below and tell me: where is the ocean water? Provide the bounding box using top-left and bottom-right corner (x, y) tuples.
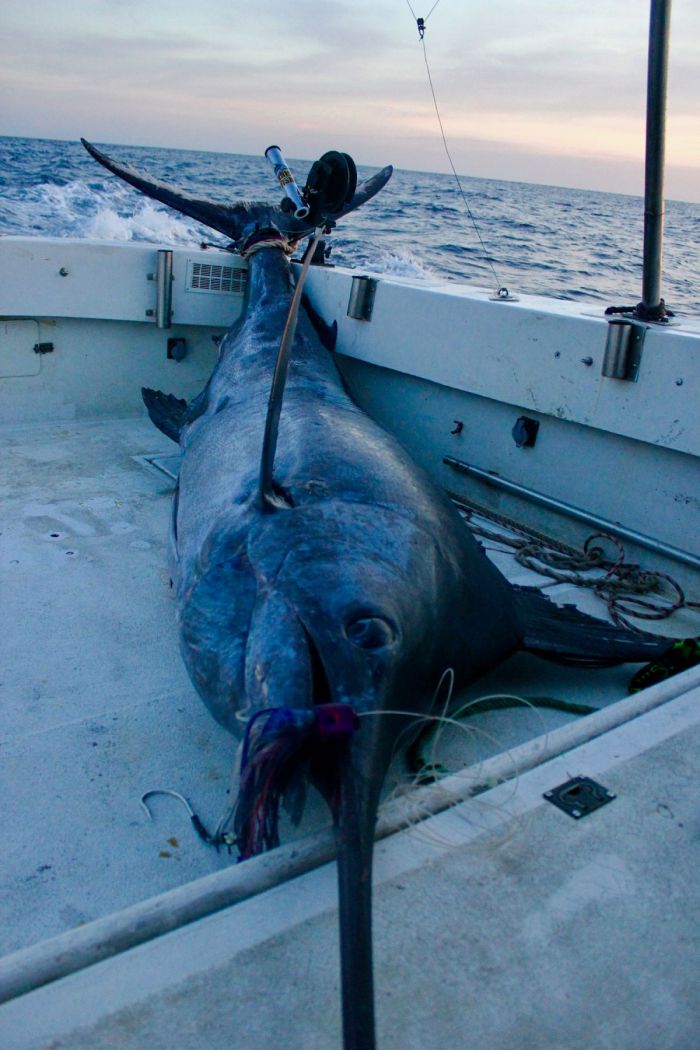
(1, 135), (699, 316)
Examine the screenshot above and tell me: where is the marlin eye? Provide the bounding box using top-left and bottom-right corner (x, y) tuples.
(345, 616), (395, 649)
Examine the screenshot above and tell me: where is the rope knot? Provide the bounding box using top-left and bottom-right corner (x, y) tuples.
(239, 228), (297, 258)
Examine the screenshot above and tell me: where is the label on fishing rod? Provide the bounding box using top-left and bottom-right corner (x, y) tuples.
(265, 145), (310, 219)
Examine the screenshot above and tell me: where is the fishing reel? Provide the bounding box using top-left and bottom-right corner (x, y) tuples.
(303, 150), (357, 226)
(265, 146), (357, 229)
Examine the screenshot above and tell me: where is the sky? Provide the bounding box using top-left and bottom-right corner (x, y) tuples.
(1, 0), (699, 201)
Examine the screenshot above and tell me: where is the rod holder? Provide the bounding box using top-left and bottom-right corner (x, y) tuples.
(602, 319), (645, 381)
(265, 145), (310, 220)
(347, 276), (377, 321)
(153, 250), (173, 329)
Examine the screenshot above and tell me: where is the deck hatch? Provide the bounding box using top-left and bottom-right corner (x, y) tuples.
(186, 260), (247, 296)
(136, 453), (181, 481)
(544, 776), (616, 819)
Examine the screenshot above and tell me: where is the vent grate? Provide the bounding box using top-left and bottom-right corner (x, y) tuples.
(187, 261), (247, 295)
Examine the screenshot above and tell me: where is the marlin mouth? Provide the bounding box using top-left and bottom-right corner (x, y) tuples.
(304, 626), (333, 706)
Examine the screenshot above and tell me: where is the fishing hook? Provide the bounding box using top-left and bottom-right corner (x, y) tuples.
(140, 788), (196, 821)
(140, 789), (221, 848)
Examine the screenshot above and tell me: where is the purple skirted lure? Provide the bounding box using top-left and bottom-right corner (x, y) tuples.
(234, 704), (360, 860)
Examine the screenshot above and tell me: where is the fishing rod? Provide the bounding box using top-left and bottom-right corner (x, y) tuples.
(259, 145), (358, 513)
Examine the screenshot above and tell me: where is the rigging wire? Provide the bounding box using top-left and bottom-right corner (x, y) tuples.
(404, 0), (443, 23)
(403, 3), (505, 293)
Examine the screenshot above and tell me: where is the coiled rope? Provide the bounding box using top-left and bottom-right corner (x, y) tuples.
(463, 511), (700, 635)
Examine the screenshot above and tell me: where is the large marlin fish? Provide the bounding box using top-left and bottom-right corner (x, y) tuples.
(83, 140), (671, 1050)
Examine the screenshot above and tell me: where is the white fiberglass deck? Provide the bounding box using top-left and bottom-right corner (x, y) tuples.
(3, 414), (698, 965)
(3, 667), (700, 1048)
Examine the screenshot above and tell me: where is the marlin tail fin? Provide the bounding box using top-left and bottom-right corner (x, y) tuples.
(81, 138), (392, 242)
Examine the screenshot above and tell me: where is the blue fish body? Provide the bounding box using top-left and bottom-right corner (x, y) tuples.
(81, 139), (672, 1050)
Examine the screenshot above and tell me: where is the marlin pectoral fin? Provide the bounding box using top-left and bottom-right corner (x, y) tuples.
(514, 586), (672, 664)
(141, 388), (188, 443)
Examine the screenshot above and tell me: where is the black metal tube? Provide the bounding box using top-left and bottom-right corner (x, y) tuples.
(444, 457), (700, 570)
(639, 0), (672, 318)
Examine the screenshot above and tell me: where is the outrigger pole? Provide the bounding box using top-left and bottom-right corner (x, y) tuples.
(636, 0), (672, 321)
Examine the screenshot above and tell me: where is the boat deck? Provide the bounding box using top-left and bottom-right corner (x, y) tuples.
(3, 416), (697, 947)
(4, 688), (698, 1049)
(2, 418), (238, 955)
